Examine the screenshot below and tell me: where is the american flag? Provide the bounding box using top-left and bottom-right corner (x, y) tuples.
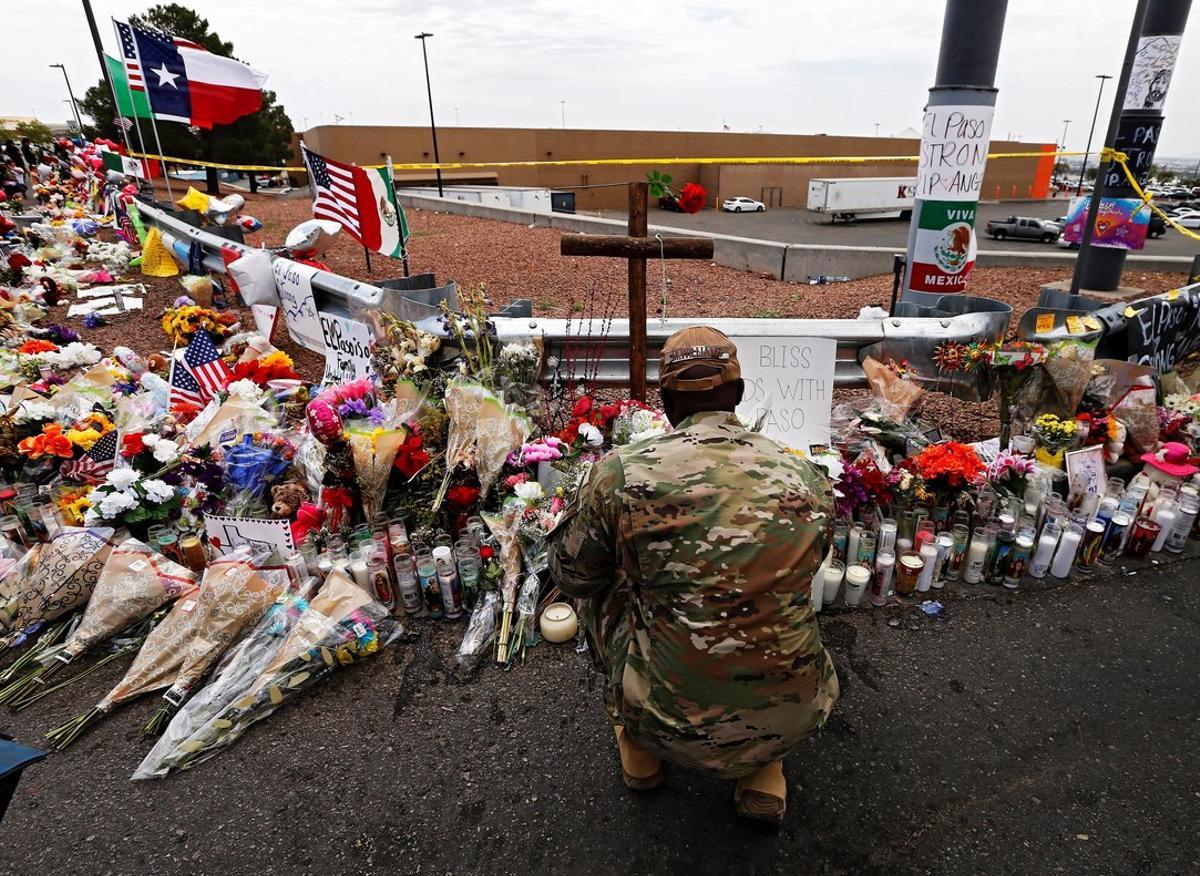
(169, 352), (204, 407)
(183, 330), (231, 397)
(116, 117), (134, 132)
(303, 146), (363, 236)
(60, 430), (119, 484)
(115, 21), (146, 92)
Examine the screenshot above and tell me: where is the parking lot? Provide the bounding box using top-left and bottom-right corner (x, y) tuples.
(602, 199), (1199, 259)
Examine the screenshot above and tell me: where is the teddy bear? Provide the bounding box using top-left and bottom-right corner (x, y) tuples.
(270, 481), (310, 519)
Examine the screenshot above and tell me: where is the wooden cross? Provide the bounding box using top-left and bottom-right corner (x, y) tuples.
(560, 181), (715, 400)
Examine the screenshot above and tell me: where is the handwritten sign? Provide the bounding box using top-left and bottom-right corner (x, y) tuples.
(1061, 196), (1150, 250)
(320, 313), (376, 384)
(1126, 289), (1200, 374)
(1124, 35), (1181, 111)
(916, 104), (995, 202)
(271, 259), (324, 353)
(1103, 117), (1162, 191)
(203, 513), (294, 560)
(736, 337), (836, 450)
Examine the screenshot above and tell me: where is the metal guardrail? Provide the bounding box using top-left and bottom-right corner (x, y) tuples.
(135, 196), (1019, 400)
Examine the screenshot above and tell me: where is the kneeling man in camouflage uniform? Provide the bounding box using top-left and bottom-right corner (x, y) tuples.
(549, 326), (839, 824)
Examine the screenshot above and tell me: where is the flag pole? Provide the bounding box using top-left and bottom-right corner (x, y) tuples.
(109, 22), (151, 178)
(145, 112), (176, 202)
(112, 19), (173, 201)
(82, 0), (134, 152)
(386, 154), (410, 277)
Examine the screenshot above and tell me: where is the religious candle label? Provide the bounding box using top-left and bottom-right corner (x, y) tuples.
(320, 312), (377, 384)
(908, 200), (978, 292)
(272, 258), (324, 354)
(915, 104), (994, 202)
(736, 337), (836, 450)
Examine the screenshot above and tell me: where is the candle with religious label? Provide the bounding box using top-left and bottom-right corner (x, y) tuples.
(949, 524), (970, 578)
(1166, 493), (1199, 553)
(1126, 517), (1160, 558)
(962, 527), (990, 584)
(1049, 523), (1083, 579)
(931, 532), (954, 589)
(1074, 519), (1107, 574)
(871, 552), (894, 606)
(1004, 533), (1034, 589)
(1099, 512), (1133, 564)
(832, 522), (848, 563)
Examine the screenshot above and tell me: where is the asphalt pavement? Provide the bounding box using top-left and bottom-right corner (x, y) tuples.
(1, 548), (1198, 875)
(603, 202), (1199, 260)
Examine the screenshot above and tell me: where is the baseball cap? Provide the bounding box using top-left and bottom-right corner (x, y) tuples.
(659, 326), (741, 392)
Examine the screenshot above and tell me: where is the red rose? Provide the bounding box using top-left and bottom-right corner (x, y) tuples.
(121, 432), (147, 458)
(572, 396), (593, 418)
(447, 485), (481, 508)
(679, 182), (708, 214)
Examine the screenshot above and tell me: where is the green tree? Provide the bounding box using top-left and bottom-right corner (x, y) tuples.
(77, 3), (293, 193)
(1053, 159), (1070, 176)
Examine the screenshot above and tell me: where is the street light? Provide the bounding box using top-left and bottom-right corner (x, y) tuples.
(414, 32), (443, 197)
(1060, 119), (1071, 151)
(49, 63), (84, 136)
(874, 122), (880, 137)
(1077, 74), (1113, 196)
(561, 100), (566, 128)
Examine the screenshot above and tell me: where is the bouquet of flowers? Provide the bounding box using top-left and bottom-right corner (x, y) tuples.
(0, 527), (115, 656)
(435, 380), (531, 510)
(82, 468), (181, 531)
(221, 432), (295, 516)
(1, 538), (195, 709)
(610, 401), (670, 445)
(978, 449), (1035, 499)
(142, 549), (282, 735)
(132, 577), (320, 779)
(133, 570), (399, 774)
(1032, 413), (1078, 467)
(915, 442), (985, 498)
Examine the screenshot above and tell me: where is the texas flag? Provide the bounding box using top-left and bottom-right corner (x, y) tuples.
(114, 21), (268, 130)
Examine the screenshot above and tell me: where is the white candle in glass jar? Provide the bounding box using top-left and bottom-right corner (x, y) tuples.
(1028, 524), (1061, 578)
(822, 563), (844, 605)
(917, 544), (938, 592)
(847, 526), (863, 567)
(1050, 525), (1082, 579)
(877, 521), (897, 556)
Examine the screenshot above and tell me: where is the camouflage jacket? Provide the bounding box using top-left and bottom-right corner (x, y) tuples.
(549, 410), (839, 778)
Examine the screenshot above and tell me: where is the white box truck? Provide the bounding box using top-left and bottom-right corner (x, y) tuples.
(806, 177), (917, 222)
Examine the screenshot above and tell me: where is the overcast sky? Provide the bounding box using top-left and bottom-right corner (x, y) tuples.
(9, 1), (1200, 156)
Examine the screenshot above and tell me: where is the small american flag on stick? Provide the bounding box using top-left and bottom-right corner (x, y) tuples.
(60, 430), (119, 484)
(169, 352), (204, 407)
(183, 330), (231, 397)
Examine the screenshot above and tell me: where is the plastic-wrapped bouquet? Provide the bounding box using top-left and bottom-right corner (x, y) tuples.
(610, 402), (670, 445)
(978, 449), (1035, 499)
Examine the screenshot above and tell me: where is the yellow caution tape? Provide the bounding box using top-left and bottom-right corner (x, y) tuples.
(1100, 148), (1200, 243)
(127, 148), (1087, 174)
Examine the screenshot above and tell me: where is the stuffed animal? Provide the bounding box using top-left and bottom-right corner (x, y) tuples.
(271, 481), (310, 519)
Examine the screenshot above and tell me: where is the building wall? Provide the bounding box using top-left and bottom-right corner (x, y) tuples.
(297, 126), (1052, 211)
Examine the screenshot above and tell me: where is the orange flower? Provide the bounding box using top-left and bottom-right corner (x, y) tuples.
(18, 423), (74, 459)
(19, 339), (59, 355)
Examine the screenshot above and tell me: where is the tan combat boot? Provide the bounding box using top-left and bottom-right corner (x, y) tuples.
(613, 725), (663, 790)
(733, 760), (786, 825)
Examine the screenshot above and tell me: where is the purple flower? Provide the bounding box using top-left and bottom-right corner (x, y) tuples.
(367, 407), (386, 426)
(337, 398), (370, 418)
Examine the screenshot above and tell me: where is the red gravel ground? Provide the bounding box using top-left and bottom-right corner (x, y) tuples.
(78, 184), (1189, 442)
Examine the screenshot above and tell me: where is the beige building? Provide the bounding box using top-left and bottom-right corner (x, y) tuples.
(296, 126), (1055, 212)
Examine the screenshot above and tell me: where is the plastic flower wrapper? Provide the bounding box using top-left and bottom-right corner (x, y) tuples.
(132, 576), (320, 780)
(504, 572), (542, 668)
(141, 547), (283, 736)
(434, 380), (531, 510)
(137, 569), (400, 774)
(0, 526), (116, 654)
(455, 591), (499, 672)
(482, 497), (528, 664)
(1, 539), (196, 709)
(221, 433), (295, 516)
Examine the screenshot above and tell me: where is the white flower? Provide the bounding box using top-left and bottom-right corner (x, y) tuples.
(151, 440), (179, 464)
(105, 469), (140, 491)
(142, 479), (175, 503)
(40, 342), (102, 370)
(12, 400), (55, 424)
(226, 379), (263, 402)
(514, 480), (544, 502)
(577, 422), (603, 447)
(98, 489), (138, 518)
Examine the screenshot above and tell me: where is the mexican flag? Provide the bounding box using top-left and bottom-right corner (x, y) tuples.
(105, 54), (155, 120)
(99, 148), (146, 179)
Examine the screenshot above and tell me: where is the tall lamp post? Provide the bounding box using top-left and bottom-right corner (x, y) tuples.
(414, 32), (444, 197)
(49, 64), (84, 136)
(1076, 74), (1112, 196)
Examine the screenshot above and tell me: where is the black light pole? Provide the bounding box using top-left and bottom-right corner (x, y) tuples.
(414, 32), (444, 197)
(50, 64), (84, 135)
(1076, 74), (1113, 196)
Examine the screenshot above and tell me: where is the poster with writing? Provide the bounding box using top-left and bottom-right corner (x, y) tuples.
(736, 337), (836, 450)
(915, 104), (995, 202)
(271, 259), (324, 353)
(251, 304), (279, 340)
(1101, 116), (1163, 191)
(203, 513), (294, 559)
(908, 200), (978, 292)
(1125, 289), (1200, 374)
(1124, 35), (1181, 111)
(1061, 197), (1149, 250)
(320, 312), (377, 384)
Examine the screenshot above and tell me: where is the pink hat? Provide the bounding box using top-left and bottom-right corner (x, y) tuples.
(1141, 441), (1199, 478)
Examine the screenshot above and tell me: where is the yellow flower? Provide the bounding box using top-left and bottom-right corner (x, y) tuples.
(260, 350), (293, 369)
(67, 427), (102, 450)
(63, 495), (92, 525)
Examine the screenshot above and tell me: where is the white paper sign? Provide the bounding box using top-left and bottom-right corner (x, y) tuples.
(271, 259), (324, 353)
(203, 513), (294, 559)
(736, 336), (836, 450)
(916, 104), (995, 202)
(251, 304), (279, 340)
(320, 312), (376, 384)
(1125, 35), (1181, 111)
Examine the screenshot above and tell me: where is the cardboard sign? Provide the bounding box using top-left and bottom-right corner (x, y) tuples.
(203, 514), (294, 559)
(736, 337), (836, 450)
(319, 312), (376, 384)
(271, 259), (324, 353)
(915, 104), (995, 202)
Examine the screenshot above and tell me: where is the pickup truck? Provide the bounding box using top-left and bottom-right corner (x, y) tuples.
(983, 216), (1061, 243)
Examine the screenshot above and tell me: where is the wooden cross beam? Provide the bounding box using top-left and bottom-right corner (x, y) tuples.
(559, 181), (715, 400)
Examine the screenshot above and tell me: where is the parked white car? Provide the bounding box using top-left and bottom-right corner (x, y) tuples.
(722, 196), (765, 213)
(1176, 213), (1200, 229)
